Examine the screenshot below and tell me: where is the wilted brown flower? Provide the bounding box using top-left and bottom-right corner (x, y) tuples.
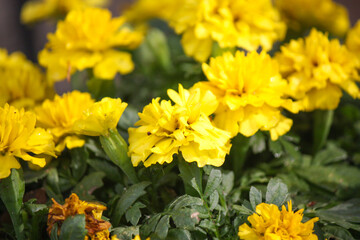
(47, 193), (111, 240)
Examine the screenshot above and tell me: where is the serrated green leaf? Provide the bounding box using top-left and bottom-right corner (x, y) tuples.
(317, 199), (360, 223)
(168, 195), (203, 211)
(125, 202), (145, 226)
(268, 139), (283, 158)
(249, 186), (262, 210)
(59, 215), (87, 240)
(172, 209), (198, 228)
(279, 138), (301, 163)
(112, 181), (151, 226)
(199, 219), (217, 233)
(141, 214), (162, 237)
(265, 178), (288, 207)
(155, 215), (170, 239)
(190, 178), (202, 196)
(204, 169), (221, 198)
(0, 169), (25, 240)
(111, 226), (140, 240)
(178, 158), (202, 196)
(221, 171), (234, 196)
(72, 171), (105, 200)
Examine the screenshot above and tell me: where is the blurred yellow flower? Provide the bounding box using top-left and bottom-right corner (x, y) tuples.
(47, 193), (111, 239)
(0, 104), (55, 179)
(123, 0), (178, 23)
(21, 0), (108, 24)
(38, 8), (144, 82)
(132, 235), (150, 240)
(195, 51), (297, 141)
(74, 97), (128, 136)
(168, 0), (286, 62)
(128, 84), (231, 168)
(238, 201), (318, 240)
(35, 91), (95, 153)
(276, 29), (360, 111)
(275, 0), (350, 37)
(346, 20), (360, 60)
(0, 49), (53, 109)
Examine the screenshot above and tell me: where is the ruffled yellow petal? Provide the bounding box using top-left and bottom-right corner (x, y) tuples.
(0, 154), (21, 179)
(93, 51), (134, 79)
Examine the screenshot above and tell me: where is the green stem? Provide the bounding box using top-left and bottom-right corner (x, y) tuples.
(313, 110), (334, 154)
(230, 134), (251, 177)
(0, 168), (25, 240)
(100, 129), (139, 183)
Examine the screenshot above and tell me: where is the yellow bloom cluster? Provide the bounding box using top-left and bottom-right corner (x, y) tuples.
(195, 51), (297, 141)
(39, 7), (144, 82)
(238, 201), (319, 240)
(346, 20), (360, 60)
(35, 91), (94, 153)
(168, 0), (286, 62)
(132, 235), (150, 240)
(0, 104), (56, 179)
(0, 49), (53, 109)
(128, 84), (231, 168)
(276, 29), (360, 111)
(47, 193), (111, 240)
(35, 91), (128, 153)
(21, 0), (108, 24)
(275, 0), (350, 37)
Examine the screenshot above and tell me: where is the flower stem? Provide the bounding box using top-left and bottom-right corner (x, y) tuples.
(100, 128), (139, 183)
(313, 110), (334, 154)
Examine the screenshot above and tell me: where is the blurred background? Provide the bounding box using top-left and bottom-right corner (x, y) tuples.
(0, 0), (359, 63)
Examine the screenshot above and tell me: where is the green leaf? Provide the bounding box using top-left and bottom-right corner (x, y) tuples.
(322, 226), (355, 240)
(265, 178), (289, 207)
(229, 134), (251, 176)
(172, 209), (198, 228)
(204, 169), (222, 198)
(70, 148), (88, 181)
(250, 132), (266, 154)
(112, 181), (151, 226)
(44, 168), (63, 203)
(317, 199), (360, 223)
(279, 138), (301, 163)
(295, 165), (360, 192)
(178, 157), (203, 196)
(166, 229), (191, 240)
(87, 158), (122, 182)
(118, 105), (140, 131)
(168, 195), (203, 211)
(155, 215), (170, 239)
(312, 143), (347, 166)
(249, 186), (262, 210)
(0, 169), (25, 240)
(50, 223), (59, 240)
(141, 214), (162, 237)
(59, 215), (87, 240)
(221, 171), (234, 196)
(209, 190), (219, 211)
(232, 205), (254, 215)
(199, 219), (217, 234)
(87, 77), (115, 100)
(111, 226), (139, 240)
(268, 139), (283, 158)
(125, 202), (146, 226)
(72, 171), (105, 200)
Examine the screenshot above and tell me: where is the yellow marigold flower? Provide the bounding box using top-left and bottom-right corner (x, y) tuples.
(195, 51), (297, 141)
(275, 29), (360, 112)
(47, 193), (111, 240)
(168, 0), (286, 62)
(128, 84), (231, 168)
(346, 20), (360, 60)
(0, 104), (55, 179)
(38, 7), (144, 82)
(21, 0), (108, 24)
(35, 91), (95, 153)
(275, 0), (350, 37)
(0, 49), (53, 109)
(238, 201), (319, 240)
(74, 97), (128, 136)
